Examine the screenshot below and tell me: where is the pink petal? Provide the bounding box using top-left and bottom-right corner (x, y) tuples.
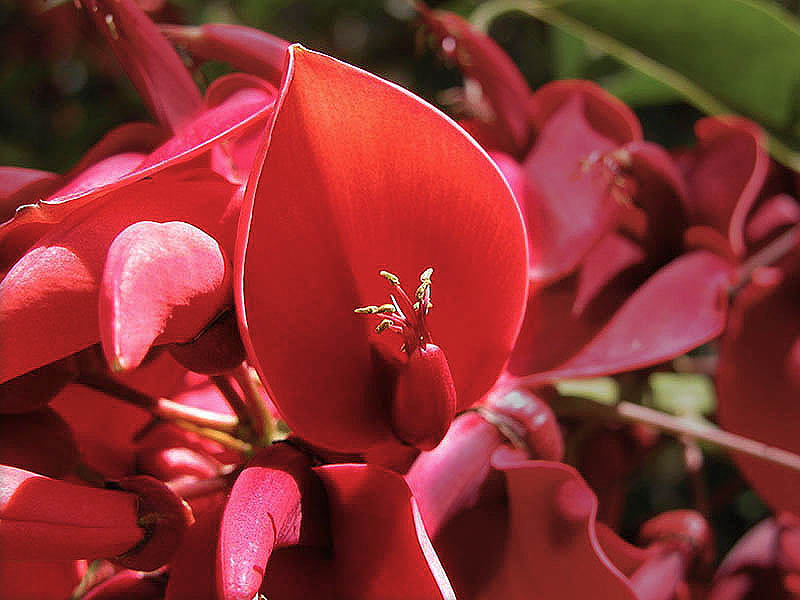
(99, 220), (231, 372)
(523, 84), (639, 284)
(217, 444), (327, 600)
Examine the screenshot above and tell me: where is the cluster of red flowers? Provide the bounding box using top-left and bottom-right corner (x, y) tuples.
(2, 1), (799, 599)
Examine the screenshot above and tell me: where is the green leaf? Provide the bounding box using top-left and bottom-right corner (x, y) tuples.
(647, 372), (716, 417)
(555, 377), (619, 405)
(472, 0), (800, 171)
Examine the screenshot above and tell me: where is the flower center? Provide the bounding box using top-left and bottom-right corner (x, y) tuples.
(354, 267), (435, 355)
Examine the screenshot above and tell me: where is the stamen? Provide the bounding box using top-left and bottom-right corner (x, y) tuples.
(356, 267), (437, 353)
(354, 304), (396, 314)
(380, 270), (401, 286)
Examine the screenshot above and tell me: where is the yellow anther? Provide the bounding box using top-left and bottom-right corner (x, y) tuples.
(416, 267), (434, 300)
(355, 303), (397, 315)
(376, 319), (395, 333)
(354, 305), (380, 314)
(413, 301), (434, 311)
(379, 270), (401, 286)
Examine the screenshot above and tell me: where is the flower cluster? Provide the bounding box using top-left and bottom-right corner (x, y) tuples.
(2, 1), (800, 599)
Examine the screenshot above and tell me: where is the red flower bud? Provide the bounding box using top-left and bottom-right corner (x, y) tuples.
(392, 343), (456, 451)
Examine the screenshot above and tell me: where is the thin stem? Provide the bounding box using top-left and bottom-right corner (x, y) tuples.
(212, 373), (252, 428)
(555, 395), (800, 475)
(172, 419), (253, 454)
(231, 364), (274, 445)
(76, 374), (239, 434)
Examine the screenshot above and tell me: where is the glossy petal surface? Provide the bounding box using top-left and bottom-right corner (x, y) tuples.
(314, 463), (456, 600)
(238, 45), (528, 453)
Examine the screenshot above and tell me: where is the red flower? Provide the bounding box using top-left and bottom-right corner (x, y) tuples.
(0, 0), (285, 398)
(237, 43), (529, 454)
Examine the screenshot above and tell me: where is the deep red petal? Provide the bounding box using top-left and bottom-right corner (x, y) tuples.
(0, 465), (142, 561)
(238, 45), (528, 453)
(716, 268), (800, 516)
(681, 117), (769, 256)
(508, 234), (645, 376)
(314, 463), (456, 599)
(520, 251), (732, 383)
(417, 7), (533, 157)
(489, 449), (638, 599)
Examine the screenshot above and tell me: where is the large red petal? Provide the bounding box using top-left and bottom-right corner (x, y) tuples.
(238, 46), (528, 453)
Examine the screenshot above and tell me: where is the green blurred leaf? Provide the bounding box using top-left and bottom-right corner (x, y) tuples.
(647, 372), (716, 417)
(555, 377), (619, 405)
(472, 0), (800, 170)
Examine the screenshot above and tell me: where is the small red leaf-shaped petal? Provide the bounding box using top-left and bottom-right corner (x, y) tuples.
(161, 23), (289, 87)
(0, 170), (237, 383)
(314, 463), (456, 600)
(83, 0), (202, 131)
(238, 45), (528, 453)
(217, 444), (327, 600)
(519, 251), (732, 383)
(99, 220), (231, 372)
